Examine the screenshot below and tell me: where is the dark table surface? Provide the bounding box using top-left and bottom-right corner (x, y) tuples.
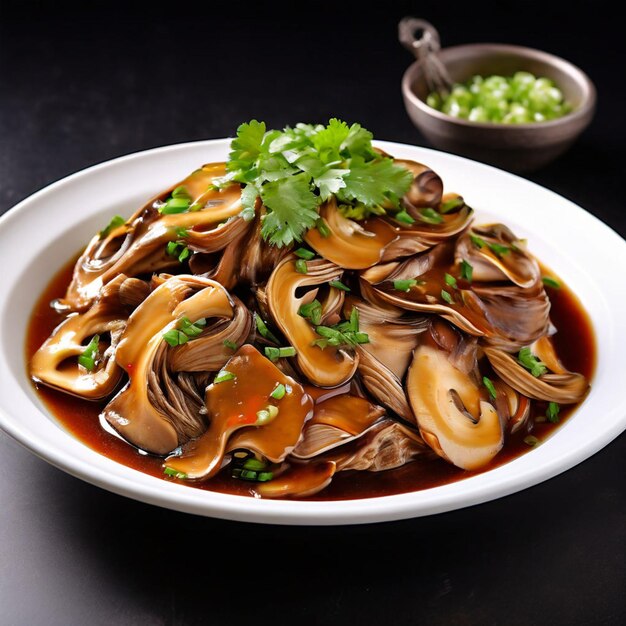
(1, 2), (625, 624)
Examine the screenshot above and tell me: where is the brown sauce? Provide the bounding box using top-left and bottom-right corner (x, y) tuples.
(26, 255), (596, 501)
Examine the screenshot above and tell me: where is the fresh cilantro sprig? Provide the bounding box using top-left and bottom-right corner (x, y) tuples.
(220, 119), (414, 247)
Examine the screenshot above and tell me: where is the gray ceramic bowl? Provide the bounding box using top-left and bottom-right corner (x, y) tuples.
(401, 43), (596, 172)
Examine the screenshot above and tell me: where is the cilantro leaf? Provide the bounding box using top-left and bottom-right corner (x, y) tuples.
(227, 120), (266, 173)
(338, 157), (413, 207)
(259, 173), (320, 247)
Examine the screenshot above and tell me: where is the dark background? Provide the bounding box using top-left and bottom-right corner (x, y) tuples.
(1, 1), (624, 624)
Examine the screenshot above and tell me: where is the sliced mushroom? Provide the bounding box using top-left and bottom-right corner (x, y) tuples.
(31, 274), (128, 399)
(254, 461), (337, 499)
(102, 275), (234, 454)
(455, 224), (540, 288)
(395, 159), (444, 210)
(304, 199), (398, 269)
(484, 345), (589, 404)
(407, 342), (504, 470)
(491, 379), (532, 434)
(291, 395), (386, 459)
(60, 163), (244, 311)
(164, 345), (314, 479)
(167, 296), (252, 372)
(266, 257), (358, 388)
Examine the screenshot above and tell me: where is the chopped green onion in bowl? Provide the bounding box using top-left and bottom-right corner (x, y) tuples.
(427, 72), (571, 124)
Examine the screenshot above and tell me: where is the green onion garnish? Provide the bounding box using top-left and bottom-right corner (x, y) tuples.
(256, 404), (279, 425)
(444, 273), (457, 288)
(523, 435), (540, 447)
(542, 276), (561, 289)
(329, 280), (350, 292)
(393, 279), (418, 292)
(294, 248), (315, 260)
(488, 242), (510, 257)
(395, 209), (415, 225)
(99, 215), (125, 239)
(518, 347), (548, 377)
(270, 383), (287, 400)
(78, 334), (100, 371)
(178, 317), (206, 338)
(441, 289), (453, 304)
(254, 313), (280, 344)
(470, 233), (486, 249)
(316, 218), (331, 238)
(166, 241), (191, 263)
(278, 346), (296, 357)
(419, 208), (444, 224)
(298, 299), (323, 325)
(214, 370), (236, 384)
(546, 401), (560, 423)
(163, 467), (188, 479)
(483, 376), (497, 400)
(295, 259), (308, 274)
(243, 458), (268, 471)
(460, 260), (473, 283)
(264, 346), (296, 361)
(162, 329), (189, 347)
(440, 197), (464, 214)
(171, 185), (191, 199)
(159, 197), (191, 215)
(223, 339), (238, 350)
(174, 226), (189, 238)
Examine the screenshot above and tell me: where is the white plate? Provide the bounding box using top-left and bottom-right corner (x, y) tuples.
(1, 139), (625, 525)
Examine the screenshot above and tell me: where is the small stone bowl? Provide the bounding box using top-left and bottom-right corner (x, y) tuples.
(401, 43), (596, 172)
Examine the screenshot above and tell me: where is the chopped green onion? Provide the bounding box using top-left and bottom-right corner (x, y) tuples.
(163, 467), (187, 479)
(294, 247), (315, 260)
(223, 339), (238, 351)
(419, 208), (444, 224)
(295, 259), (308, 274)
(298, 300), (323, 325)
(257, 471), (274, 482)
(178, 246), (190, 262)
(395, 209), (415, 225)
(166, 241), (191, 263)
(159, 197), (191, 215)
(99, 215), (125, 239)
(78, 334), (100, 371)
(523, 435), (540, 447)
(546, 401), (560, 423)
(470, 233), (486, 249)
(444, 273), (457, 288)
(354, 332), (370, 344)
(460, 259), (473, 283)
(256, 404), (279, 425)
(488, 242), (510, 257)
(179, 317), (206, 338)
(174, 226), (189, 238)
(278, 346), (296, 357)
(483, 376), (497, 399)
(440, 197), (464, 214)
(162, 329), (189, 347)
(393, 279), (418, 292)
(316, 218), (331, 238)
(171, 185), (191, 199)
(254, 313), (280, 344)
(243, 458), (268, 471)
(542, 276), (561, 289)
(214, 370), (236, 384)
(441, 289), (453, 304)
(270, 383), (287, 400)
(329, 280), (350, 292)
(518, 347), (548, 377)
(264, 346), (296, 361)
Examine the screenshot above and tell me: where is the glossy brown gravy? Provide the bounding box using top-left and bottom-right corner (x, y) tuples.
(26, 255), (596, 500)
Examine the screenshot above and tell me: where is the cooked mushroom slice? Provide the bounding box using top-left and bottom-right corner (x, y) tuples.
(102, 275), (234, 454)
(357, 348), (414, 423)
(238, 209), (293, 285)
(31, 275), (127, 400)
(304, 198), (398, 269)
(291, 395), (386, 459)
(254, 461), (337, 499)
(395, 159), (444, 209)
(484, 346), (589, 404)
(118, 277), (151, 309)
(455, 224), (540, 288)
(168, 296), (252, 372)
(330, 420), (426, 471)
(491, 379), (532, 434)
(266, 257), (358, 388)
(164, 345), (314, 480)
(407, 343), (504, 470)
(59, 163), (244, 311)
(349, 297), (428, 379)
